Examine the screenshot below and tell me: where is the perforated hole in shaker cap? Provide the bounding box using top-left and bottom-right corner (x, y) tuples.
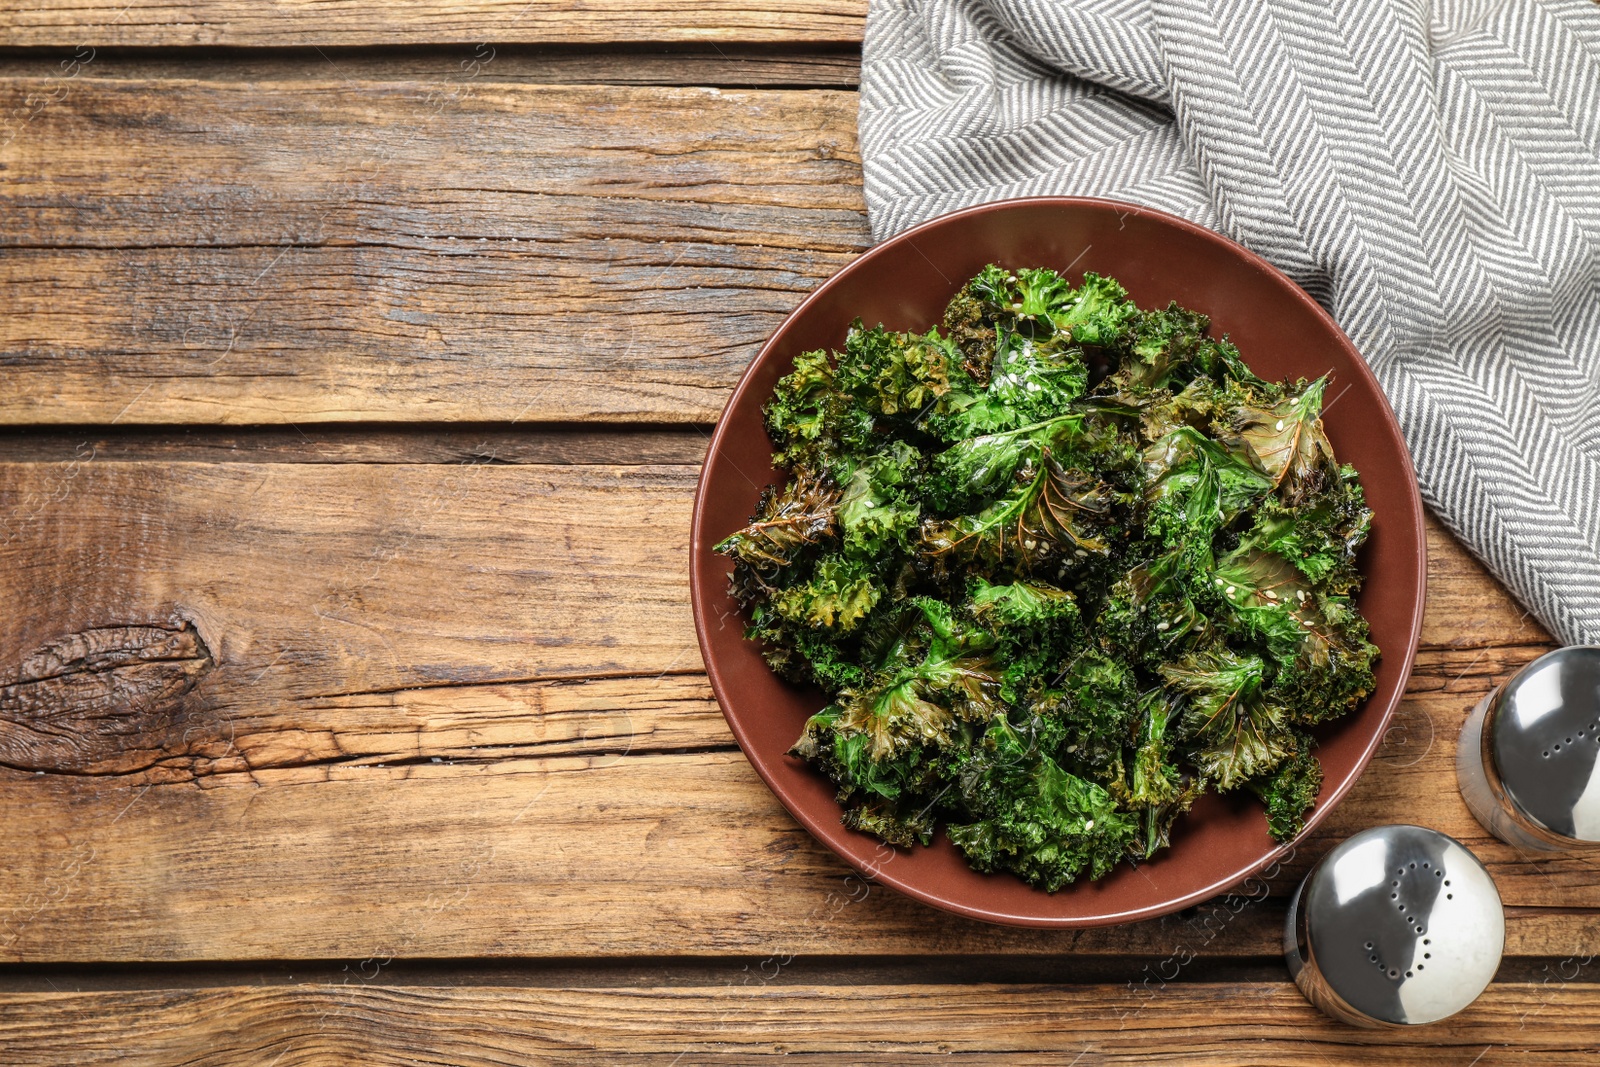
(1364, 862), (1446, 982)
(1542, 716), (1600, 758)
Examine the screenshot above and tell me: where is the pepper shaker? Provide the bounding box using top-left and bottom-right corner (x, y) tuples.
(1284, 825), (1504, 1027)
(1456, 646), (1600, 851)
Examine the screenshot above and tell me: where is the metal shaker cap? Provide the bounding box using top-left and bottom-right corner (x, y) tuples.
(1285, 825), (1503, 1027)
(1476, 646), (1600, 845)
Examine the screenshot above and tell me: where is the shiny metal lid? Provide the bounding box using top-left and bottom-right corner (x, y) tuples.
(1486, 646), (1600, 842)
(1285, 825), (1503, 1027)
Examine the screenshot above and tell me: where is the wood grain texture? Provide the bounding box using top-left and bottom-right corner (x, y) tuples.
(0, 459), (700, 693)
(0, 77), (864, 425)
(0, 980), (1596, 1065)
(0, 622), (214, 774)
(0, 1), (868, 48)
(0, 452), (1589, 962)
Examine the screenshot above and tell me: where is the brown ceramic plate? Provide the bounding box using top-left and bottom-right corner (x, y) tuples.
(689, 197), (1425, 927)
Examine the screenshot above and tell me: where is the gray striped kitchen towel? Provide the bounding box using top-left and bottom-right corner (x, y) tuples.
(860, 0), (1600, 645)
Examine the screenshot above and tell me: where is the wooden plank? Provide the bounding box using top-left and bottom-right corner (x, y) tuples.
(0, 1), (868, 48)
(0, 459), (700, 701)
(0, 78), (866, 425)
(0, 47), (862, 88)
(0, 981), (1596, 1064)
(0, 453), (1591, 962)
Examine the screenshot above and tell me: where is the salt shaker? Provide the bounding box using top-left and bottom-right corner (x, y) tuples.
(1456, 646), (1600, 851)
(1284, 825), (1504, 1027)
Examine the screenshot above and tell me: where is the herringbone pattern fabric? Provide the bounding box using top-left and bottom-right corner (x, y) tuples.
(860, 0), (1600, 644)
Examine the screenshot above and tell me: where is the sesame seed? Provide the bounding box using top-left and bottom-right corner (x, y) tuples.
(1226, 586), (1237, 596)
(1275, 419), (1285, 431)
(1156, 621), (1170, 632)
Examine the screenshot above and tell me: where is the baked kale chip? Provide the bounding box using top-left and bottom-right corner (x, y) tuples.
(716, 265), (1378, 890)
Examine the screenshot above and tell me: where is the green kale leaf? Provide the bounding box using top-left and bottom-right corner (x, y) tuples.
(947, 716), (1139, 889)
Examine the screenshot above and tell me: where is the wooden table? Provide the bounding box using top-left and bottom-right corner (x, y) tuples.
(0, 6), (1596, 1063)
